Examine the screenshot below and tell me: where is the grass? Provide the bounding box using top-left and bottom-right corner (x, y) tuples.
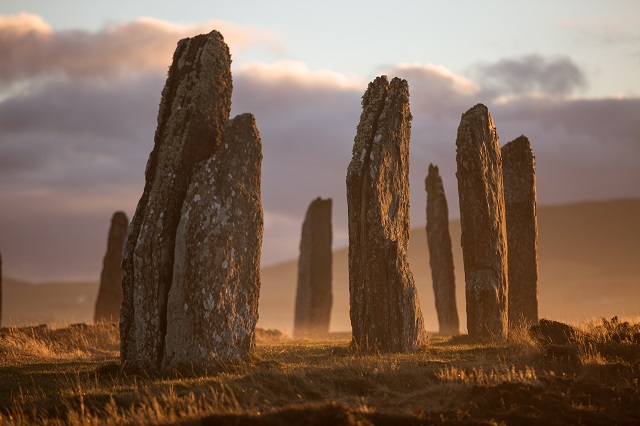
(0, 318), (639, 425)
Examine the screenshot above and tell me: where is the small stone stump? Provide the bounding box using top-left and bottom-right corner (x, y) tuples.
(293, 197), (333, 338)
(346, 76), (427, 352)
(425, 164), (459, 335)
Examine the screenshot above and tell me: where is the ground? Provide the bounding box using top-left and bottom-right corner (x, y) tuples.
(0, 318), (639, 425)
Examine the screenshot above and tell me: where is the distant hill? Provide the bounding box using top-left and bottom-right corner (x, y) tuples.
(2, 199), (639, 334)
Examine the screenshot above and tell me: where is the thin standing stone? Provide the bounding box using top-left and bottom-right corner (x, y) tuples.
(425, 164), (459, 335)
(293, 197), (333, 338)
(502, 136), (539, 328)
(455, 103), (509, 340)
(346, 76), (427, 352)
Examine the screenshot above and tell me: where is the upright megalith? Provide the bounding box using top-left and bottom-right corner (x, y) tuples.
(293, 197), (333, 338)
(455, 104), (509, 340)
(346, 76), (427, 352)
(502, 136), (538, 328)
(94, 211), (129, 323)
(120, 31), (232, 372)
(163, 113), (263, 372)
(425, 164), (459, 335)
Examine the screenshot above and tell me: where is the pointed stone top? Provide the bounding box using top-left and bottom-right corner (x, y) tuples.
(111, 211), (128, 226)
(425, 163), (443, 193)
(502, 135), (533, 158)
(311, 197), (332, 205)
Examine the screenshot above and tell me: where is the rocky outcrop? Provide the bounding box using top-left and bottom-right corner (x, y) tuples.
(455, 104), (509, 340)
(94, 211), (129, 323)
(425, 164), (459, 335)
(120, 31), (232, 372)
(346, 76), (427, 352)
(163, 113), (263, 373)
(502, 136), (539, 329)
(293, 197), (333, 338)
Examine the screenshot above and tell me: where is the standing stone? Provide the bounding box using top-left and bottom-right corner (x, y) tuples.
(293, 197), (333, 338)
(120, 31), (232, 372)
(502, 136), (539, 328)
(425, 164), (459, 335)
(346, 76), (427, 352)
(456, 104), (508, 340)
(163, 113), (263, 372)
(94, 211), (129, 323)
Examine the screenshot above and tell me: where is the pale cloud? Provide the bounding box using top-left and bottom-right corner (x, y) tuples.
(238, 60), (363, 90)
(0, 13), (281, 86)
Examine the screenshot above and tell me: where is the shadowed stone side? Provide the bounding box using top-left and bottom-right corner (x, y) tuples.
(162, 113), (263, 373)
(425, 164), (459, 335)
(293, 197), (333, 338)
(502, 136), (539, 329)
(455, 103), (508, 340)
(346, 76), (427, 352)
(120, 31), (232, 372)
(94, 211), (129, 323)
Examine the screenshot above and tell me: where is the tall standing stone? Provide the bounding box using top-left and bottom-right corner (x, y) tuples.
(455, 104), (509, 340)
(163, 113), (263, 373)
(120, 31), (232, 372)
(425, 164), (459, 335)
(94, 211), (129, 323)
(346, 76), (427, 352)
(293, 197), (333, 338)
(502, 136), (538, 328)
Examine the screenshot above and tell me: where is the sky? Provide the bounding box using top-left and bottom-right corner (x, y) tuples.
(0, 0), (639, 281)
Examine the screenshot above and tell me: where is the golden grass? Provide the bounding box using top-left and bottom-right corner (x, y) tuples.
(0, 318), (639, 425)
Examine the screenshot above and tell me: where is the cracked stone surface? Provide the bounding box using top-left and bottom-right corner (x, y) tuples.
(162, 113), (263, 373)
(293, 197), (333, 338)
(346, 75), (427, 352)
(425, 164), (459, 335)
(502, 136), (539, 329)
(455, 103), (508, 340)
(120, 30), (232, 372)
(94, 211), (128, 323)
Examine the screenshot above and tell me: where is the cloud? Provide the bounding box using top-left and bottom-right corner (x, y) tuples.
(0, 18), (638, 280)
(472, 54), (587, 97)
(0, 13), (281, 86)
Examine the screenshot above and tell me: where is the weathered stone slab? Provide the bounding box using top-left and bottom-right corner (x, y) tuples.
(425, 164), (459, 335)
(346, 75), (427, 352)
(293, 197), (333, 338)
(502, 136), (538, 328)
(455, 103), (508, 340)
(120, 30), (232, 371)
(94, 211), (128, 323)
(162, 113), (263, 373)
